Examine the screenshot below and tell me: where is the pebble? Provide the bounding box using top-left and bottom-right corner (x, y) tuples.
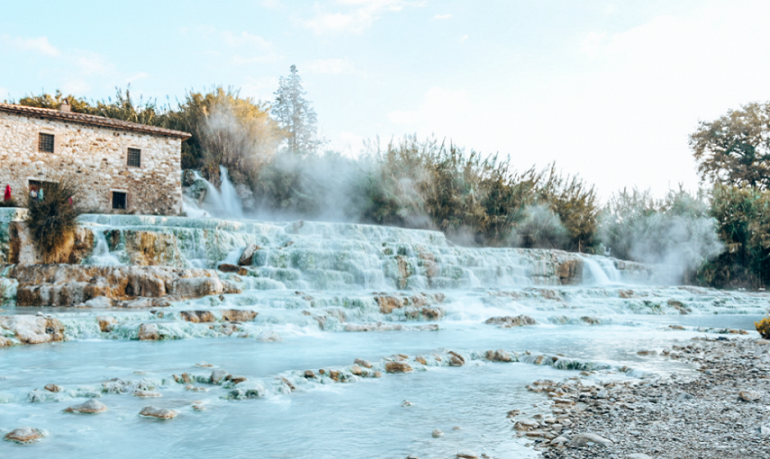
(65, 399), (107, 414)
(44, 383), (61, 393)
(139, 406), (177, 419)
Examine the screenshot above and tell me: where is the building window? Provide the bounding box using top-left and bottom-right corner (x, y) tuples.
(112, 191), (127, 210)
(28, 180), (57, 194)
(127, 148), (141, 167)
(38, 133), (54, 153)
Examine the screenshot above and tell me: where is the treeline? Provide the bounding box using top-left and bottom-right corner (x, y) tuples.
(11, 71), (770, 288)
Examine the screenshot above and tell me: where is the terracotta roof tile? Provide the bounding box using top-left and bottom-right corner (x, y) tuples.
(0, 103), (192, 140)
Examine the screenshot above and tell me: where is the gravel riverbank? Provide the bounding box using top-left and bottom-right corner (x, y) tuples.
(511, 337), (770, 459)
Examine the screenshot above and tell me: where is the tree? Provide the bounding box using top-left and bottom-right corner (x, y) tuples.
(689, 102), (770, 190)
(273, 65), (320, 155)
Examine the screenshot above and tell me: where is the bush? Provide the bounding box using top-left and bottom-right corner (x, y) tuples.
(24, 178), (83, 263)
(0, 198), (18, 208)
(756, 317), (770, 339)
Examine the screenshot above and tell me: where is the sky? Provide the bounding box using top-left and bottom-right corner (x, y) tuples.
(3, 0), (770, 200)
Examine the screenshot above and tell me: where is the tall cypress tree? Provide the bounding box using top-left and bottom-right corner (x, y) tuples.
(273, 65), (320, 155)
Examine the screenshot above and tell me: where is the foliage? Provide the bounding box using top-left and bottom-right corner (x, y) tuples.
(0, 198), (18, 208)
(171, 88), (283, 183)
(756, 317), (770, 339)
(273, 65), (320, 155)
(690, 102), (770, 190)
(697, 184), (770, 288)
(600, 187), (723, 278)
(536, 166), (598, 252)
(24, 178), (83, 263)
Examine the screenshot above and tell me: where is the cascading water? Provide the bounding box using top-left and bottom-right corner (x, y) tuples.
(0, 212), (766, 459)
(191, 167), (244, 219)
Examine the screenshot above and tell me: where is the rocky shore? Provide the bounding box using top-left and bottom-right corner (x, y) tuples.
(513, 337), (770, 459)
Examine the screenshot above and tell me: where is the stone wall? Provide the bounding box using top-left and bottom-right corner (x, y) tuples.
(0, 111), (182, 215)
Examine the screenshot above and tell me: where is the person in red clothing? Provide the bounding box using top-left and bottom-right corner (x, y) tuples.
(3, 185), (10, 203)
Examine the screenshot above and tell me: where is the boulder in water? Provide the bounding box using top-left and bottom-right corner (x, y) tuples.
(180, 310), (216, 323)
(0, 315), (65, 344)
(376, 296), (405, 314)
(350, 365), (364, 376)
(238, 244), (260, 266)
(85, 296), (115, 308)
(65, 399), (107, 414)
(97, 316), (117, 332)
(486, 349), (513, 362)
(139, 406), (177, 420)
(3, 426), (46, 444)
(220, 309), (258, 322)
(385, 361), (413, 373)
(134, 389), (162, 398)
(137, 323), (160, 341)
(217, 263), (243, 274)
(484, 315), (536, 328)
(354, 358), (373, 368)
(210, 369), (229, 384)
(44, 383), (62, 393)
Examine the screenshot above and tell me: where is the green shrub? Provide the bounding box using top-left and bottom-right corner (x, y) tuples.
(24, 178), (83, 263)
(0, 198), (18, 208)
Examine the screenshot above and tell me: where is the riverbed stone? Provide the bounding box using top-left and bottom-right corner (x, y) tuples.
(65, 399), (107, 414)
(220, 309), (258, 322)
(739, 390), (761, 402)
(180, 310), (216, 323)
(210, 369), (229, 384)
(485, 315), (536, 327)
(97, 316), (117, 332)
(385, 361), (413, 373)
(139, 406), (177, 420)
(44, 383), (62, 392)
(137, 323), (160, 341)
(354, 358), (372, 368)
(3, 427), (45, 444)
(568, 432), (613, 447)
(432, 429), (443, 438)
(238, 244), (259, 266)
(134, 390), (162, 398)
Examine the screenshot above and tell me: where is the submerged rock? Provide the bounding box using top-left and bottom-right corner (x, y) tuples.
(0, 315), (65, 344)
(180, 310), (216, 323)
(134, 390), (162, 398)
(354, 358), (373, 368)
(44, 383), (62, 393)
(484, 315), (536, 327)
(432, 429), (443, 438)
(238, 244), (260, 266)
(385, 361), (413, 373)
(137, 323), (160, 341)
(3, 426), (46, 444)
(486, 349), (514, 362)
(97, 316), (117, 333)
(139, 406), (177, 420)
(456, 451), (479, 459)
(210, 369), (229, 384)
(65, 399), (107, 414)
(220, 309), (258, 322)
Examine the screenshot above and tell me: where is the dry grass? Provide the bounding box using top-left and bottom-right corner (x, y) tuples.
(24, 178), (83, 263)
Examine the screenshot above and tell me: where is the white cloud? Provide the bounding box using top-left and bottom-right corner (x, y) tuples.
(579, 31), (606, 59)
(2, 35), (60, 56)
(222, 31), (271, 49)
(306, 58), (356, 75)
(433, 13), (451, 20)
(302, 0), (424, 34)
(459, 35), (468, 43)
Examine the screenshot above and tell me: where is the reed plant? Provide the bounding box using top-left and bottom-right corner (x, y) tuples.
(24, 178), (83, 263)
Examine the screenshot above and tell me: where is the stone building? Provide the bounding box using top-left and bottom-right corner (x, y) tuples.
(0, 101), (190, 215)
